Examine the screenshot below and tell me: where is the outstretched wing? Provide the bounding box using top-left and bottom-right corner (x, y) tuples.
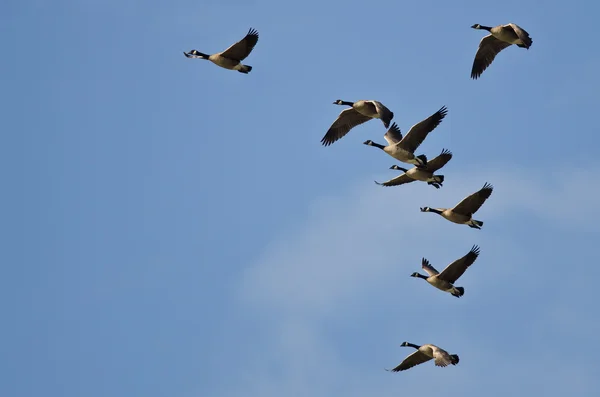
(421, 258), (439, 276)
(423, 149), (452, 172)
(471, 34), (512, 79)
(438, 245), (481, 283)
(384, 123), (403, 145)
(397, 106), (448, 152)
(507, 23), (533, 48)
(386, 350), (432, 372)
(219, 28), (259, 61)
(374, 173), (415, 187)
(452, 182), (493, 216)
(321, 108), (372, 146)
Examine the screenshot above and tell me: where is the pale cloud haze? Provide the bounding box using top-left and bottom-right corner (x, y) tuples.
(235, 165), (600, 397)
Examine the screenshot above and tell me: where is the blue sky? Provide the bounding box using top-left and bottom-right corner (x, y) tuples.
(2, 0), (600, 396)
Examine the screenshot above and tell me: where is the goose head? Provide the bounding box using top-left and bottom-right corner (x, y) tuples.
(390, 165), (409, 172)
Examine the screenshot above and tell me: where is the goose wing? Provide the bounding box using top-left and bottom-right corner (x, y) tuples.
(471, 34), (512, 79)
(423, 149), (452, 172)
(383, 123), (403, 145)
(321, 108), (372, 146)
(219, 28), (259, 61)
(387, 350), (432, 372)
(371, 101), (394, 128)
(374, 173), (414, 187)
(507, 23), (533, 48)
(451, 182), (493, 216)
(438, 245), (480, 283)
(396, 106), (448, 152)
(432, 347), (453, 367)
(421, 258), (439, 276)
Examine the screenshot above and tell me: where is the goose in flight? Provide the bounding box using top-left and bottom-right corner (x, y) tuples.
(320, 100), (394, 146)
(184, 28), (259, 74)
(375, 148), (453, 188)
(385, 342), (459, 372)
(470, 23), (533, 79)
(363, 106), (448, 166)
(420, 182), (493, 229)
(411, 245), (481, 297)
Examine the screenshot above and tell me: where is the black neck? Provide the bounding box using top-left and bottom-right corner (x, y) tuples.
(429, 208), (443, 215)
(396, 166), (409, 172)
(370, 142), (386, 150)
(479, 25), (493, 31)
(340, 100), (354, 106)
(416, 273), (428, 280)
(188, 50), (209, 58)
(406, 342), (421, 349)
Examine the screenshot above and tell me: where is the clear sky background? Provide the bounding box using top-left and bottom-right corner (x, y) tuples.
(2, 0), (600, 396)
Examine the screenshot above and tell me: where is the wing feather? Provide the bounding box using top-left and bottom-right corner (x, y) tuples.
(219, 28), (259, 61)
(374, 173), (414, 187)
(507, 23), (533, 48)
(433, 348), (453, 367)
(371, 101), (394, 128)
(397, 106), (448, 152)
(387, 351), (432, 372)
(438, 245), (481, 283)
(321, 108), (372, 146)
(423, 149), (452, 172)
(451, 182), (493, 215)
(383, 123), (403, 145)
(421, 258), (439, 276)
(471, 35), (512, 79)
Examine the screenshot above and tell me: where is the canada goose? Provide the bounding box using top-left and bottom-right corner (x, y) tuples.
(411, 245), (480, 298)
(375, 148), (453, 188)
(470, 23), (533, 79)
(363, 106), (448, 166)
(184, 28), (259, 74)
(320, 100), (394, 146)
(420, 182), (493, 229)
(385, 342), (459, 372)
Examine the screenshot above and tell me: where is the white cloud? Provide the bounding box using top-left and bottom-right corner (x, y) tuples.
(229, 164), (600, 397)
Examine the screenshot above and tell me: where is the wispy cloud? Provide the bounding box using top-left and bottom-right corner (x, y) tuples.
(229, 164), (600, 397)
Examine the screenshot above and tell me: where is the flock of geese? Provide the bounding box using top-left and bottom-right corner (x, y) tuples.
(184, 21), (533, 373)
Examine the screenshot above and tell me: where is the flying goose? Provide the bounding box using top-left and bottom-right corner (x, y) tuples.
(470, 23), (533, 79)
(420, 182), (493, 229)
(375, 148), (453, 188)
(320, 100), (394, 146)
(385, 342), (459, 372)
(184, 28), (259, 74)
(411, 245), (481, 298)
(363, 106), (448, 166)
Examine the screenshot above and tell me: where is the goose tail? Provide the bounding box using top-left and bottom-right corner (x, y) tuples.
(452, 287), (465, 297)
(238, 64), (253, 74)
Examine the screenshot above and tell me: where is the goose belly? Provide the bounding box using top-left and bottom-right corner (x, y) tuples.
(210, 55), (240, 69)
(355, 103), (379, 118)
(429, 277), (453, 291)
(407, 168), (433, 181)
(387, 148), (414, 162)
(442, 210), (471, 224)
(494, 29), (520, 44)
